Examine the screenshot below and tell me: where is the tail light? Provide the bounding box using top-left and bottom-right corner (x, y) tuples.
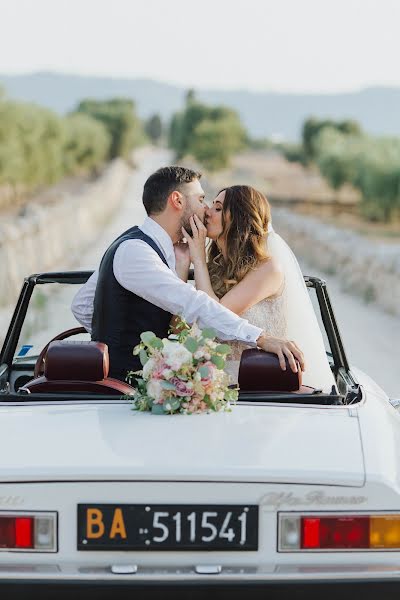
(279, 513), (400, 551)
(0, 513), (57, 552)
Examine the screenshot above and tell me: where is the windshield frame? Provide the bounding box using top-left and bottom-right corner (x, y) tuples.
(0, 271), (93, 368)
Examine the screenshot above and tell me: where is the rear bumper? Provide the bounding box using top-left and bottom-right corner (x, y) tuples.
(1, 566), (400, 599)
(2, 579), (400, 600)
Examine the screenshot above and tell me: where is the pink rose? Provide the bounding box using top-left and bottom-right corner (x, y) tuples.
(170, 377), (194, 397)
(152, 360), (166, 379)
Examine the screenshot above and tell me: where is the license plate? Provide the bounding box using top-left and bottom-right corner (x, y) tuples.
(77, 504), (258, 551)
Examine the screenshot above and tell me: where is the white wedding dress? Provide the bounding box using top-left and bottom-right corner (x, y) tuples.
(222, 224), (336, 392)
(225, 285), (287, 384)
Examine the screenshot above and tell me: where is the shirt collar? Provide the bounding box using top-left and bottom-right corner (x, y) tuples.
(140, 216), (176, 270)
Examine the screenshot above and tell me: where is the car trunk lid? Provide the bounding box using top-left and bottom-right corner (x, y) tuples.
(0, 401), (365, 486)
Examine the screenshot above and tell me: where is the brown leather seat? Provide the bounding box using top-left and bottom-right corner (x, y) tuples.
(238, 349), (315, 394)
(20, 341), (136, 396)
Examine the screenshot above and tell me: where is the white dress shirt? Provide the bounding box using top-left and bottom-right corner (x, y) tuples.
(71, 217), (262, 344)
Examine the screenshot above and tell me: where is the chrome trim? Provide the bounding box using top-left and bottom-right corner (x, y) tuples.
(195, 565), (222, 575)
(389, 398), (400, 410)
(111, 565), (137, 575)
(1, 563), (400, 582)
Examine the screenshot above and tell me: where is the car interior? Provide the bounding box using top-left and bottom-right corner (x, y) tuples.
(0, 272), (362, 406)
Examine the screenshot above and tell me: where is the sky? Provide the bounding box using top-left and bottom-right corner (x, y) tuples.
(1, 0), (399, 93)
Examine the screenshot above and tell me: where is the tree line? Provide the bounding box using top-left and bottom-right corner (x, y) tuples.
(281, 118), (400, 222)
(168, 93), (400, 223)
(0, 90), (158, 199)
(0, 86), (246, 198)
(1, 83), (399, 222)
(168, 90), (247, 171)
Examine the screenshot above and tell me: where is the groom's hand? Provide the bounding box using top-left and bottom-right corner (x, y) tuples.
(256, 332), (305, 373)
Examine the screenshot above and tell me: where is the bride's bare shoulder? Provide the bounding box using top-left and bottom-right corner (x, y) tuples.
(253, 257), (284, 296)
(258, 255), (284, 277)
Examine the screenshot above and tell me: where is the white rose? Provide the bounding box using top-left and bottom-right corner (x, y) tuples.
(142, 358), (156, 380)
(146, 380), (164, 402)
(162, 339), (193, 370)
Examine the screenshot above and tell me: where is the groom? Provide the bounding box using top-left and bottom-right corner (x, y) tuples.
(71, 166), (304, 381)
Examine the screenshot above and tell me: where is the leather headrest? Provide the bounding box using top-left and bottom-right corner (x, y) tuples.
(44, 341), (109, 381)
(238, 348), (302, 392)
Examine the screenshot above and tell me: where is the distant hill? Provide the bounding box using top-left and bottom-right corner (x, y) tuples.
(1, 72), (400, 141)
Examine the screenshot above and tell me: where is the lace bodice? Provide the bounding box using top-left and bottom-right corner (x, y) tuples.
(224, 288), (287, 384)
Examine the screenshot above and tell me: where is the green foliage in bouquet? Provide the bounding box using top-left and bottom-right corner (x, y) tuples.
(127, 318), (238, 415)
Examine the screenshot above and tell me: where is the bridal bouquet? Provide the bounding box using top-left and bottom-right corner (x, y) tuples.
(128, 319), (238, 415)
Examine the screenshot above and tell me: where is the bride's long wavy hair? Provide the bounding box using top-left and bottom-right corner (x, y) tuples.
(208, 185), (271, 298)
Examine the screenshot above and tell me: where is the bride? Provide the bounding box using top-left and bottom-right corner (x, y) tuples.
(179, 185), (335, 392)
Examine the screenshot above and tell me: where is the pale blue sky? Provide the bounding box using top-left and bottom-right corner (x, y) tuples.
(1, 0), (399, 92)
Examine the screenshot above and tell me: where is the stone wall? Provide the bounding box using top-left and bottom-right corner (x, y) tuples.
(0, 159), (131, 308)
(272, 206), (400, 317)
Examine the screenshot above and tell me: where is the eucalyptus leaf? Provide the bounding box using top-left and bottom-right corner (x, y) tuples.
(159, 380), (176, 390)
(184, 337), (199, 353)
(201, 327), (216, 339)
(215, 344), (231, 355)
(140, 331), (156, 345)
(139, 349), (149, 366)
(151, 404), (165, 415)
(198, 365), (210, 379)
(164, 400), (180, 412)
(149, 337), (163, 349)
(211, 355), (225, 369)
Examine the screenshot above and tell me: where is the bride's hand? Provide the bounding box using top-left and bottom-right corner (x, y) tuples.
(181, 214), (207, 266)
(256, 332), (306, 373)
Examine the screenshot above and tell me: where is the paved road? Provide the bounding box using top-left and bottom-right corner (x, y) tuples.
(299, 261), (400, 399)
(76, 146), (162, 268)
(5, 146), (399, 399)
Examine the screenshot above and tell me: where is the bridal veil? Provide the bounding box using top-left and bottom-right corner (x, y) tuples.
(267, 225), (336, 392)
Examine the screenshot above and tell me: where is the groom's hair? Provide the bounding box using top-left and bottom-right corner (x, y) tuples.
(142, 166), (202, 215)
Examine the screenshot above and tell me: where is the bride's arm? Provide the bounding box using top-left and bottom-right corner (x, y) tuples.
(182, 215), (220, 301)
(184, 215), (284, 315)
(219, 259), (283, 314)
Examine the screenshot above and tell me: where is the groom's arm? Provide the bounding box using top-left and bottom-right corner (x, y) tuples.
(71, 270), (98, 333)
(70, 243), (258, 341)
(113, 240), (261, 344)
(71, 240), (304, 371)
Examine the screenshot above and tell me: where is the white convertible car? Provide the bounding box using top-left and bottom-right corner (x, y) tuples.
(0, 271), (399, 598)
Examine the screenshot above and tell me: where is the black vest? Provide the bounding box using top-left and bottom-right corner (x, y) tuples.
(91, 226), (172, 381)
